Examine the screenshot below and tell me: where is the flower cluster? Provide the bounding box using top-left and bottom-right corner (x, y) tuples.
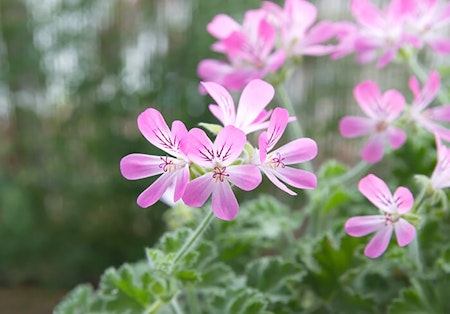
(120, 79), (317, 220)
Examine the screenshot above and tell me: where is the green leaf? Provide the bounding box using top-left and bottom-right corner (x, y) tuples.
(211, 287), (273, 314)
(54, 284), (95, 314)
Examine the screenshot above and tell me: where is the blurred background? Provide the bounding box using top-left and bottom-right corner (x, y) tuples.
(0, 0), (434, 312)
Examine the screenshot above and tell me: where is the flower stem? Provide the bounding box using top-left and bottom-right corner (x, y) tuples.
(143, 299), (165, 314)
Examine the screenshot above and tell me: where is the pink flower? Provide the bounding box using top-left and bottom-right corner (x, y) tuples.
(406, 0), (450, 54)
(409, 71), (450, 141)
(182, 126), (262, 220)
(430, 135), (450, 190)
(345, 174), (416, 258)
(332, 0), (416, 67)
(120, 108), (190, 208)
(262, 0), (335, 57)
(339, 81), (407, 163)
(255, 107), (317, 194)
(202, 79), (275, 134)
(198, 9), (285, 91)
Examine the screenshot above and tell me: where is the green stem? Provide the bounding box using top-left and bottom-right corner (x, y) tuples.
(409, 237), (423, 273)
(170, 297), (184, 314)
(143, 299), (165, 314)
(171, 209), (215, 268)
(275, 84), (314, 173)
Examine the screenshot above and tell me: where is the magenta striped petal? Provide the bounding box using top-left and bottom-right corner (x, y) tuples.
(364, 225), (393, 258)
(262, 167), (296, 195)
(227, 164), (262, 191)
(271, 166), (317, 190)
(173, 164), (190, 202)
(186, 128), (215, 167)
(358, 174), (393, 212)
(138, 108), (173, 154)
(214, 126), (246, 166)
(120, 154), (165, 180)
(182, 174), (214, 208)
(395, 219), (416, 247)
(274, 138), (318, 165)
(201, 81), (236, 125)
(393, 186), (414, 214)
(345, 215), (385, 237)
(137, 172), (176, 208)
(265, 108), (289, 152)
(211, 182), (239, 220)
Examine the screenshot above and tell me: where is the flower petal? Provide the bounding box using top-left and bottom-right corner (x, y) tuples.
(211, 182), (239, 220)
(382, 90), (405, 121)
(138, 108), (177, 155)
(361, 134), (385, 163)
(265, 107), (289, 152)
(351, 0), (383, 29)
(137, 172), (176, 208)
(261, 167), (297, 195)
(387, 127), (406, 149)
(274, 138), (318, 165)
(173, 164), (190, 201)
(339, 116), (374, 138)
(345, 215), (385, 237)
(428, 105), (450, 123)
(353, 81), (382, 119)
(201, 81), (236, 126)
(227, 164), (262, 191)
(207, 14), (240, 39)
(186, 128), (215, 167)
(182, 174), (214, 208)
(393, 186), (414, 214)
(258, 131), (269, 163)
(235, 79), (275, 131)
(395, 218), (416, 247)
(364, 225), (393, 258)
(358, 174), (393, 211)
(120, 154), (165, 180)
(272, 166), (317, 189)
(214, 126), (246, 166)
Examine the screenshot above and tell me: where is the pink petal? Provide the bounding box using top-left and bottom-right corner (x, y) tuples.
(261, 167), (297, 195)
(214, 126), (246, 166)
(394, 219), (416, 246)
(387, 127), (406, 149)
(302, 21), (336, 46)
(257, 18), (277, 59)
(274, 138), (318, 165)
(197, 59), (230, 83)
(353, 81), (382, 119)
(429, 38), (450, 54)
(345, 215), (385, 237)
(386, 0), (415, 20)
(258, 132), (269, 163)
(171, 120), (189, 156)
(235, 79), (275, 130)
(286, 0), (317, 32)
(339, 116), (374, 138)
(351, 0), (383, 29)
(201, 81), (236, 125)
(120, 154), (164, 180)
(211, 182), (239, 220)
(137, 172), (176, 208)
(186, 128), (215, 167)
(266, 107), (289, 151)
(182, 174), (214, 208)
(393, 186), (414, 214)
(428, 105), (450, 123)
(227, 164), (262, 191)
(364, 225), (393, 258)
(299, 45), (336, 56)
(173, 164), (190, 201)
(412, 71), (440, 111)
(382, 90), (406, 121)
(361, 134), (385, 163)
(266, 49), (286, 72)
(138, 108), (175, 155)
(358, 174), (393, 211)
(272, 166), (317, 190)
(207, 14), (241, 39)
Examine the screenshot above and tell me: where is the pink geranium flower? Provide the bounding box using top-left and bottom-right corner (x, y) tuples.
(339, 81), (407, 163)
(406, 0), (450, 54)
(182, 126), (262, 220)
(120, 108), (190, 208)
(202, 79), (275, 134)
(262, 0), (335, 57)
(409, 71), (450, 141)
(255, 107), (317, 194)
(345, 174), (416, 258)
(332, 0), (416, 67)
(430, 135), (450, 190)
(198, 9), (285, 91)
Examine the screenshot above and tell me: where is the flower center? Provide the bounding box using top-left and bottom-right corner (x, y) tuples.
(384, 213), (400, 225)
(212, 166), (229, 182)
(375, 120), (388, 132)
(159, 156), (178, 172)
(269, 152), (285, 170)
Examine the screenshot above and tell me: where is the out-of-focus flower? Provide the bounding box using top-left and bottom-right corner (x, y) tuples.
(332, 0), (416, 67)
(430, 135), (450, 190)
(254, 107), (317, 194)
(345, 174), (416, 258)
(262, 0), (335, 57)
(409, 71), (450, 141)
(406, 0), (450, 54)
(198, 10), (285, 91)
(182, 126), (262, 221)
(201, 79), (275, 134)
(339, 81), (406, 163)
(120, 108), (190, 208)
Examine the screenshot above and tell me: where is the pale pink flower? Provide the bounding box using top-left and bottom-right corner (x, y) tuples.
(202, 79), (275, 134)
(255, 107), (317, 194)
(332, 0), (416, 67)
(120, 108), (190, 208)
(182, 126), (262, 221)
(339, 81), (407, 163)
(430, 135), (450, 190)
(198, 9), (285, 91)
(409, 71), (450, 141)
(345, 174), (416, 258)
(406, 0), (450, 54)
(262, 0), (335, 57)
